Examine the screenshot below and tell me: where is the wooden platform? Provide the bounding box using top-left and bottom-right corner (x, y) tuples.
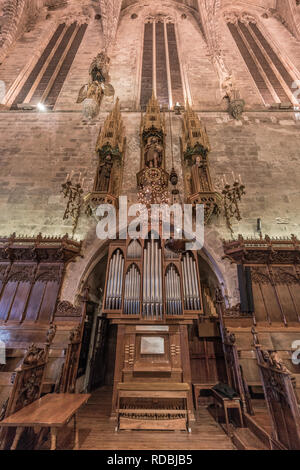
(37, 387), (235, 450)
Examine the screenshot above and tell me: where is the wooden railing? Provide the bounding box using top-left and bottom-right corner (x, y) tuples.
(0, 342), (49, 449)
(252, 327), (300, 449)
(55, 293), (88, 393)
(216, 289), (254, 416)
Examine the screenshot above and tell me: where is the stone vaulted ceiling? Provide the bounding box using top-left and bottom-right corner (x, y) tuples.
(0, 0), (299, 65)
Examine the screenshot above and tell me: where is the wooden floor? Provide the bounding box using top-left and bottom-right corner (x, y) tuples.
(41, 387), (236, 450)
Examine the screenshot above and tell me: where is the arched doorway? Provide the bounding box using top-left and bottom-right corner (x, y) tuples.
(76, 244), (227, 410)
(74, 252), (119, 393)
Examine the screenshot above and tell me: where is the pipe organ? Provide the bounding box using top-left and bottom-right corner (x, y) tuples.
(182, 252), (201, 311)
(103, 237), (203, 319)
(142, 239), (163, 320)
(165, 264), (182, 316)
(105, 249), (124, 310)
(124, 264), (141, 315)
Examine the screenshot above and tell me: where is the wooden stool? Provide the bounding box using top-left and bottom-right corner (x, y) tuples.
(212, 389), (243, 435)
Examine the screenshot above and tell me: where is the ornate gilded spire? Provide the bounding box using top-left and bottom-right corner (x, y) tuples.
(181, 104), (221, 224)
(96, 97), (125, 155)
(141, 90), (165, 139)
(85, 99), (125, 212)
(182, 102), (211, 158)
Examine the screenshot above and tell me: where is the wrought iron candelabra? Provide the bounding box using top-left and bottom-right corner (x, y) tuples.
(61, 175), (84, 237)
(222, 175), (246, 234)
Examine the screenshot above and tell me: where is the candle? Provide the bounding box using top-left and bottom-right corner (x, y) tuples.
(65, 173), (70, 183)
(70, 170), (74, 181)
(78, 172), (82, 184)
(239, 174), (242, 184)
(81, 177), (85, 189)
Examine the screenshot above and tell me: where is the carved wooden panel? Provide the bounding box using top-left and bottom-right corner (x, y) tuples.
(271, 266), (300, 323)
(0, 264), (36, 322)
(0, 261), (64, 324)
(140, 22), (153, 108)
(189, 331), (226, 384)
(250, 266), (282, 322)
(250, 265), (300, 324)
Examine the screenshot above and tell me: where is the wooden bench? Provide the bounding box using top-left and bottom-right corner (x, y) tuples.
(212, 388), (244, 436)
(116, 382), (191, 432)
(0, 393), (90, 450)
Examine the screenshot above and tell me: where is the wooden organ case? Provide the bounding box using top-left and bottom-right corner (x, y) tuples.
(103, 238), (202, 431)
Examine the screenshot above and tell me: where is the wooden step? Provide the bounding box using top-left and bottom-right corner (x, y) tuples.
(243, 412), (272, 449)
(233, 428), (268, 450)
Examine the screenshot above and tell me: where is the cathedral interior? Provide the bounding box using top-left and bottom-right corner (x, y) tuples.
(0, 0), (300, 452)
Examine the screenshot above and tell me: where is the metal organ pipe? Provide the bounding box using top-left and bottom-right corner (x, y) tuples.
(124, 264), (140, 314)
(186, 254), (195, 309)
(192, 258), (200, 309)
(158, 245), (162, 318)
(182, 253), (200, 311)
(151, 239), (154, 318)
(106, 256), (113, 309)
(182, 256), (190, 309)
(165, 265), (182, 316)
(105, 250), (124, 310)
(142, 248), (147, 317)
(142, 239), (163, 319)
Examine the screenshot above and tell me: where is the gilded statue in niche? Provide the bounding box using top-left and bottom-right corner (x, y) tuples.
(94, 155), (113, 192)
(144, 136), (163, 168)
(191, 155), (210, 194)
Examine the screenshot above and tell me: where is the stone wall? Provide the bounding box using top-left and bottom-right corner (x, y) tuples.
(0, 108), (299, 304)
(0, 0), (300, 304)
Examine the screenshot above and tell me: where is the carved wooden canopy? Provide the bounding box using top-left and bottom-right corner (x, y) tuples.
(0, 233), (82, 264)
(223, 234), (300, 265)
